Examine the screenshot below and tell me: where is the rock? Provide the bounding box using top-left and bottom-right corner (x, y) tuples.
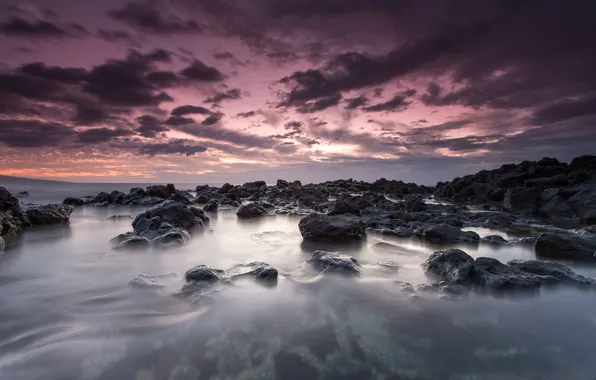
(15, 191), (29, 198)
(230, 262), (279, 283)
(481, 235), (508, 244)
(129, 274), (166, 289)
(299, 213), (367, 241)
(440, 283), (469, 296)
(534, 233), (596, 261)
(472, 257), (545, 293)
(113, 235), (151, 250)
(0, 237), (5, 251)
(109, 190), (126, 203)
(567, 187), (596, 225)
(392, 280), (416, 294)
(218, 183), (234, 194)
(63, 197), (85, 206)
(106, 214), (133, 220)
(507, 259), (594, 286)
(376, 227), (416, 238)
(91, 192), (110, 204)
(327, 194), (374, 216)
(203, 200), (219, 212)
(276, 179), (289, 188)
(307, 250), (361, 276)
(133, 200), (209, 232)
(25, 204), (74, 225)
(525, 174), (569, 188)
(418, 225), (480, 244)
(136, 196), (165, 206)
(503, 187), (539, 214)
(236, 202), (268, 218)
(539, 195), (580, 221)
(152, 228), (191, 249)
(121, 187), (145, 204)
(405, 195), (427, 212)
(168, 192), (194, 205)
(185, 265), (228, 282)
(423, 248), (474, 285)
(145, 185), (173, 199)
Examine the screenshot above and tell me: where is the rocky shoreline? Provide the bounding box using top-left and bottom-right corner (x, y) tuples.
(2, 154), (595, 301)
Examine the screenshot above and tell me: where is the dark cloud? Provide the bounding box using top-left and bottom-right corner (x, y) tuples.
(139, 139), (207, 156)
(171, 105), (213, 116)
(362, 94), (410, 112)
(0, 17), (87, 39)
(213, 51), (247, 66)
(136, 115), (169, 138)
(72, 102), (112, 126)
(344, 95), (368, 109)
(165, 116), (195, 126)
(0, 72), (63, 101)
(530, 95), (596, 125)
(201, 114), (222, 126)
(205, 88), (241, 104)
(144, 49), (173, 62)
(179, 60), (224, 82)
(109, 1), (202, 35)
(176, 121), (274, 149)
(18, 62), (87, 83)
(296, 93), (342, 113)
(236, 110), (257, 118)
(0, 119), (75, 147)
(96, 29), (137, 44)
(146, 70), (180, 88)
(77, 128), (135, 143)
(284, 121), (303, 136)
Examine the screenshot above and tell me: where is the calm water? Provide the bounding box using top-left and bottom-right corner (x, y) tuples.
(2, 183), (596, 380)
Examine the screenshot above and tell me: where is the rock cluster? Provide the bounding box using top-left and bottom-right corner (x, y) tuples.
(435, 155), (596, 226)
(64, 184), (191, 207)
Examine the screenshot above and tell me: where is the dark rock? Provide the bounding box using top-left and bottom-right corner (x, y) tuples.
(15, 191), (29, 198)
(327, 194), (374, 216)
(417, 225), (480, 244)
(307, 250), (361, 276)
(218, 183), (234, 194)
(203, 200), (219, 212)
(276, 179), (289, 188)
(91, 192), (110, 204)
(569, 155), (596, 171)
(109, 190), (125, 204)
(25, 204), (74, 225)
(539, 195), (580, 222)
(508, 259), (594, 286)
(481, 235), (508, 244)
(524, 174), (569, 188)
(423, 248), (474, 285)
(299, 213), (367, 241)
(145, 185), (172, 199)
(534, 233), (596, 261)
(503, 187), (539, 214)
(133, 200), (209, 232)
(121, 187), (145, 204)
(152, 228), (191, 249)
(236, 202), (268, 218)
(405, 195), (427, 212)
(63, 197), (85, 206)
(472, 257), (544, 293)
(0, 237), (5, 251)
(231, 262), (279, 283)
(185, 265), (228, 282)
(106, 214), (133, 220)
(168, 192), (194, 205)
(567, 187), (596, 225)
(113, 235), (151, 250)
(136, 196), (166, 206)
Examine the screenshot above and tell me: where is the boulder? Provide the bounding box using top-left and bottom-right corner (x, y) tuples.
(534, 233), (596, 261)
(145, 185), (172, 199)
(25, 204), (74, 225)
(230, 262), (279, 283)
(135, 196), (166, 206)
(298, 213), (367, 241)
(152, 228), (191, 249)
(218, 183), (234, 194)
(307, 250), (361, 276)
(91, 192), (110, 204)
(503, 187), (539, 214)
(168, 192), (194, 205)
(423, 248), (475, 285)
(113, 235), (151, 250)
(327, 194), (374, 216)
(567, 187), (596, 225)
(417, 225), (480, 244)
(203, 200), (219, 212)
(133, 200), (209, 232)
(481, 235), (508, 244)
(507, 259), (594, 286)
(121, 187), (145, 204)
(472, 257), (544, 293)
(236, 202), (268, 218)
(109, 190), (126, 204)
(129, 274), (166, 289)
(276, 179), (289, 188)
(185, 265), (229, 282)
(63, 197), (85, 206)
(405, 195), (427, 212)
(538, 195), (580, 222)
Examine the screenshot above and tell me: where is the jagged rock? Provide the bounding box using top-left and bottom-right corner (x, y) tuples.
(423, 248), (475, 285)
(109, 190), (126, 203)
(25, 204), (74, 225)
(219, 183), (234, 194)
(230, 262), (279, 283)
(405, 195), (427, 212)
(185, 265), (228, 282)
(203, 200), (219, 212)
(121, 187), (145, 204)
(534, 232), (596, 261)
(369, 227), (415, 238)
(91, 192), (110, 204)
(508, 259), (594, 286)
(145, 185), (173, 199)
(481, 235), (508, 244)
(276, 179), (289, 188)
(417, 225), (480, 244)
(113, 235), (151, 250)
(503, 187), (540, 214)
(168, 192), (194, 205)
(152, 228), (191, 249)
(472, 257), (545, 293)
(299, 213), (367, 241)
(133, 200), (208, 232)
(236, 202), (267, 218)
(327, 194), (374, 216)
(135, 196), (166, 206)
(63, 197), (85, 206)
(539, 194), (580, 222)
(567, 187), (596, 225)
(307, 250), (361, 276)
(129, 274), (167, 289)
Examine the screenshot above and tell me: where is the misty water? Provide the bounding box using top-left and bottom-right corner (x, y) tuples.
(2, 183), (596, 380)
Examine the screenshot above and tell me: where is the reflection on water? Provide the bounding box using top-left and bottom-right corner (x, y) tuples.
(2, 206), (596, 379)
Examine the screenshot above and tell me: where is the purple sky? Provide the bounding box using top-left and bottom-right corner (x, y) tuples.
(0, 0), (595, 184)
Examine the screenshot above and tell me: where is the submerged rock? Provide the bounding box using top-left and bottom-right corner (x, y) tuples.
(472, 257), (544, 293)
(25, 204), (74, 225)
(236, 202), (268, 218)
(133, 200), (209, 232)
(230, 262), (279, 283)
(63, 197), (85, 206)
(152, 228), (191, 249)
(299, 213), (367, 241)
(423, 248), (475, 285)
(481, 235), (509, 244)
(185, 265), (229, 283)
(129, 274), (167, 289)
(417, 225), (480, 244)
(508, 259), (594, 286)
(113, 235), (151, 250)
(203, 200), (219, 212)
(534, 232), (596, 261)
(307, 250), (361, 276)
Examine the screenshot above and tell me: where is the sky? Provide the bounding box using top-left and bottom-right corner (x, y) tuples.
(0, 0), (595, 185)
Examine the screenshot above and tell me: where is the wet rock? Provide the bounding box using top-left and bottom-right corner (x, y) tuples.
(145, 184), (174, 199)
(168, 192), (194, 205)
(91, 192), (110, 204)
(391, 280), (416, 294)
(133, 200), (209, 232)
(377, 260), (400, 270)
(25, 204), (74, 225)
(185, 265), (228, 282)
(539, 195), (580, 222)
(405, 195), (427, 212)
(276, 179), (289, 188)
(121, 187), (145, 204)
(63, 197), (85, 206)
(507, 259), (594, 286)
(218, 183), (234, 194)
(203, 200), (219, 212)
(152, 228), (191, 249)
(534, 232), (596, 261)
(440, 283), (469, 296)
(472, 257), (545, 293)
(423, 248), (474, 285)
(417, 225), (480, 244)
(369, 227), (415, 238)
(327, 194), (374, 216)
(567, 187), (596, 225)
(106, 214), (133, 220)
(109, 190), (126, 204)
(481, 235), (508, 244)
(136, 196), (167, 206)
(129, 274), (166, 289)
(236, 202), (268, 218)
(113, 235), (151, 250)
(307, 250), (361, 276)
(230, 262), (279, 283)
(299, 213), (367, 241)
(503, 187), (540, 214)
